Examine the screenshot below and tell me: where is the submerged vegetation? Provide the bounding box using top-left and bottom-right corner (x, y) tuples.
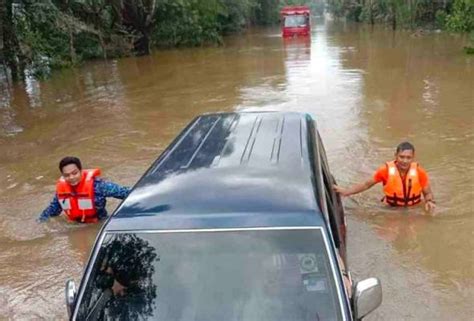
(326, 0), (473, 31)
(326, 0), (473, 52)
(0, 0), (282, 81)
(0, 0), (472, 83)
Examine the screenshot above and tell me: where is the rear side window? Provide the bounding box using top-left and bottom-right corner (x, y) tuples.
(75, 229), (345, 321)
(316, 132), (343, 249)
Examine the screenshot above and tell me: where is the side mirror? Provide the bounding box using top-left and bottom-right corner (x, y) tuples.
(353, 278), (382, 320)
(65, 279), (77, 317)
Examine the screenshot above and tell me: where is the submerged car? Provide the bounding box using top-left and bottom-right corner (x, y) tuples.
(66, 111), (382, 320)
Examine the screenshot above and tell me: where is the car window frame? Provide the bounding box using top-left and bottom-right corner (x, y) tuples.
(308, 120), (351, 312)
(308, 120), (338, 245)
(316, 132), (347, 255)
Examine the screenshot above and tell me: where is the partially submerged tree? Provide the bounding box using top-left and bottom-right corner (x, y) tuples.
(0, 0), (281, 82)
(2, 0), (25, 81)
(110, 0), (158, 55)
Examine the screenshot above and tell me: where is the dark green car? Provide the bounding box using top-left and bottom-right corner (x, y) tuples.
(66, 111), (382, 320)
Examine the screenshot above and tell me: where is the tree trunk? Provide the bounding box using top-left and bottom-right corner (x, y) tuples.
(3, 0), (19, 80)
(0, 0), (5, 62)
(134, 32), (150, 56)
(120, 0), (157, 56)
(94, 14), (107, 59)
(98, 33), (107, 59)
(69, 27), (76, 64)
(0, 0), (10, 85)
(391, 1), (397, 30)
(370, 0), (374, 25)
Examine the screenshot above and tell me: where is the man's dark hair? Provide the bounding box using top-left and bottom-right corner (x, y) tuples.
(396, 141), (415, 154)
(59, 156), (82, 172)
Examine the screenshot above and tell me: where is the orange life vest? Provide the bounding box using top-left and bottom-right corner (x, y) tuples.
(383, 161), (422, 206)
(56, 169), (101, 223)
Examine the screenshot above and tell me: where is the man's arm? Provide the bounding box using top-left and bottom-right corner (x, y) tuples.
(333, 178), (378, 197)
(37, 195), (62, 222)
(419, 167), (435, 214)
(96, 180), (131, 199)
(422, 185), (436, 213)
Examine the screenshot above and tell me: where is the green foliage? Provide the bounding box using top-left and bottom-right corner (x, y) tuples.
(446, 0), (474, 32)
(255, 0), (280, 25)
(393, 0), (418, 28)
(325, 0), (473, 54)
(74, 32), (103, 60)
(328, 0), (463, 30)
(279, 0), (324, 13)
(14, 2), (72, 76)
(435, 9), (447, 29)
(464, 30), (474, 53)
(345, 2), (362, 22)
(2, 0), (290, 80)
(326, 0), (350, 18)
(218, 0), (260, 33)
(310, 2), (325, 16)
(12, 0), (108, 77)
(152, 0), (223, 47)
(151, 0), (265, 47)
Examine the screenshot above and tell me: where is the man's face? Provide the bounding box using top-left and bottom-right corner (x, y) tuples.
(395, 149), (414, 172)
(61, 164), (82, 186)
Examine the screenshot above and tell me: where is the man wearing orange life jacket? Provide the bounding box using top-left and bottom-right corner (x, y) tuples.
(333, 142), (436, 213)
(38, 156), (130, 223)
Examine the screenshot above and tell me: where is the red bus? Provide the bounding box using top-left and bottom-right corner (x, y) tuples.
(280, 5), (311, 38)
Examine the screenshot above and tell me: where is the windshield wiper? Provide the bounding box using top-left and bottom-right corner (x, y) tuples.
(85, 288), (113, 321)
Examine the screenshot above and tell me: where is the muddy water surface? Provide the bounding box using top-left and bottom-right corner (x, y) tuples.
(0, 21), (472, 319)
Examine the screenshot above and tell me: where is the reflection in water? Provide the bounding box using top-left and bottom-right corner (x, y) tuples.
(25, 75), (42, 109)
(283, 37), (311, 71)
(363, 210), (431, 245)
(0, 21), (472, 320)
(0, 84), (23, 137)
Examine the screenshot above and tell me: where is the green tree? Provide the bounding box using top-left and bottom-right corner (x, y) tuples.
(255, 0), (279, 25)
(152, 0), (221, 47)
(445, 0), (474, 32)
(1, 0), (285, 83)
(2, 0), (25, 80)
(110, 0), (159, 55)
(329, 0), (456, 29)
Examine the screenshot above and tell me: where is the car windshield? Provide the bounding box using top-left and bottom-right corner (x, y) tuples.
(76, 228), (344, 321)
(284, 15), (308, 27)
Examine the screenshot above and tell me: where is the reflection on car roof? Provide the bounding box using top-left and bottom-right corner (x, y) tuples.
(108, 112), (325, 231)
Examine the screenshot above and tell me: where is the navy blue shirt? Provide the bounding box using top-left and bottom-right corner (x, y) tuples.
(38, 179), (130, 222)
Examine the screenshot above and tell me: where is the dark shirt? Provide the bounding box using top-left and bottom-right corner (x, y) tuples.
(38, 179), (130, 222)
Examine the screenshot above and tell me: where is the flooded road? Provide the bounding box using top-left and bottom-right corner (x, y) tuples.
(0, 21), (473, 319)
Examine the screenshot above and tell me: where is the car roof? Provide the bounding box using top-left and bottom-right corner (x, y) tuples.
(106, 111), (327, 231)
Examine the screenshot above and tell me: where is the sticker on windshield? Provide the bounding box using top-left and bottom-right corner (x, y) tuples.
(303, 273), (328, 292)
(298, 253), (319, 273)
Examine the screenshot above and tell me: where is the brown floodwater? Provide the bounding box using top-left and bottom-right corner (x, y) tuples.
(0, 21), (472, 320)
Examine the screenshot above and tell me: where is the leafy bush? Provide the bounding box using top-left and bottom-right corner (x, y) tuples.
(14, 2), (71, 76)
(446, 0), (474, 32)
(152, 0), (223, 47)
(435, 9), (447, 29)
(3, 0), (281, 80)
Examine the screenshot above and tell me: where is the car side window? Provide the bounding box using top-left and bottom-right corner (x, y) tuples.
(307, 121), (326, 217)
(307, 121), (339, 246)
(316, 132), (342, 249)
